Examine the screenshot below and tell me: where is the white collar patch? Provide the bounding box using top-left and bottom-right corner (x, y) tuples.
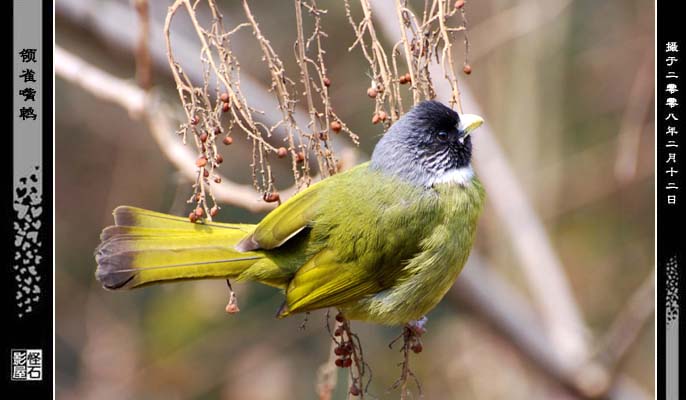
(430, 165), (474, 187)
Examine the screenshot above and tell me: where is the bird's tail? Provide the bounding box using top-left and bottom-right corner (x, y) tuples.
(95, 206), (265, 290)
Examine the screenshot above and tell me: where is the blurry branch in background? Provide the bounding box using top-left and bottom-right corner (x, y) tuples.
(614, 54), (654, 183)
(596, 271), (656, 375)
(55, 45), (356, 213)
(132, 0), (152, 91)
(55, 1), (652, 399)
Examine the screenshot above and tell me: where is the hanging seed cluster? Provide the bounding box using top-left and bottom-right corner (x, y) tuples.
(164, 0), (359, 221)
(344, 0), (471, 126)
(329, 312), (371, 398)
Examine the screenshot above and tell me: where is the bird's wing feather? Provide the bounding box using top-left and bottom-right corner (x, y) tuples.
(279, 248), (386, 315)
(236, 182), (322, 251)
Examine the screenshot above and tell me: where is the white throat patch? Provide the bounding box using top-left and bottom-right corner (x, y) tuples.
(430, 165), (474, 187)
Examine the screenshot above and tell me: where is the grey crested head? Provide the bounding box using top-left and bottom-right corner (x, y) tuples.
(370, 100), (484, 187)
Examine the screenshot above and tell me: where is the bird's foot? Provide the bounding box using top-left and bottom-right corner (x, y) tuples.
(389, 317), (426, 399)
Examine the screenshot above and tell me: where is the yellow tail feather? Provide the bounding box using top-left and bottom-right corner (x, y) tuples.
(95, 206), (263, 289)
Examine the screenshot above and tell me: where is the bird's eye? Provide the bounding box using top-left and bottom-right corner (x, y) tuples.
(436, 131), (449, 141)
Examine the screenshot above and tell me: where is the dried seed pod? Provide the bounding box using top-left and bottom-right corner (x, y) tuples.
(463, 64), (472, 75)
(214, 176), (222, 183)
(319, 132), (329, 141)
(220, 92), (230, 103)
(277, 147), (288, 158)
(223, 136), (233, 145)
(330, 120), (342, 133)
(334, 326), (343, 336)
(263, 192), (280, 203)
(323, 76), (331, 87)
(335, 313), (345, 323)
(367, 87), (378, 98)
(196, 156), (207, 168)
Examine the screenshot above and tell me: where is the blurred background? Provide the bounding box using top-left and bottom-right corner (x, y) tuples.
(55, 0), (655, 399)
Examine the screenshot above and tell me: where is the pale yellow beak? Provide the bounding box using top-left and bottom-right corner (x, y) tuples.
(458, 114), (484, 137)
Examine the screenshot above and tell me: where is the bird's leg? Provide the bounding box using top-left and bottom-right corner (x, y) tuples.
(390, 316), (427, 399)
(327, 310), (370, 398)
(224, 279), (240, 314)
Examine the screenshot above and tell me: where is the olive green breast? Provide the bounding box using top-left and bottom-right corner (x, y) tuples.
(308, 164), (485, 324)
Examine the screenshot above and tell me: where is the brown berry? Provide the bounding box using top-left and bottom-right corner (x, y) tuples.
(330, 120), (342, 133)
(463, 64), (472, 75)
(215, 154), (224, 164)
(334, 326), (343, 336)
(349, 384), (361, 396)
(196, 156), (207, 168)
(372, 114), (381, 124)
(277, 147), (288, 158)
(319, 132), (329, 141)
(195, 207), (204, 217)
(214, 176), (222, 183)
(342, 358), (353, 368)
(455, 0), (465, 9)
(405, 72), (412, 82)
(188, 212), (198, 223)
(335, 313), (345, 323)
(191, 115), (200, 125)
(334, 346), (345, 356)
(263, 192), (280, 203)
(334, 359), (344, 368)
(323, 77), (331, 87)
(378, 110), (388, 121)
(199, 132), (208, 143)
(222, 102), (230, 112)
(223, 136), (233, 145)
(367, 87), (378, 98)
(296, 151), (305, 163)
(210, 206), (219, 217)
(220, 92), (230, 103)
(399, 75), (408, 84)
(411, 342), (423, 353)
(203, 169), (210, 178)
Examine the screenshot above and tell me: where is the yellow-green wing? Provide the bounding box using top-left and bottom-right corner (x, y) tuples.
(236, 181), (322, 251)
(278, 248), (386, 316)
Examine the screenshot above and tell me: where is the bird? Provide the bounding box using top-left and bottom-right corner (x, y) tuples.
(95, 100), (485, 327)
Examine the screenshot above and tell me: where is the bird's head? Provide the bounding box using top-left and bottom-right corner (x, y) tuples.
(370, 100), (484, 187)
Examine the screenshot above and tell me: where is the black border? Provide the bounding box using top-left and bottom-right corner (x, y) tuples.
(657, 1), (685, 399)
(3, 2), (54, 397)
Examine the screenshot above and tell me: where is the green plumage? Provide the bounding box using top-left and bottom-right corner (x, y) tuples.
(95, 161), (484, 325)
